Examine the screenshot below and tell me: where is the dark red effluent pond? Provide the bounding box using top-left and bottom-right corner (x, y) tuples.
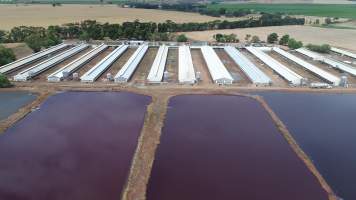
(146, 95), (328, 200)
(0, 92), (151, 200)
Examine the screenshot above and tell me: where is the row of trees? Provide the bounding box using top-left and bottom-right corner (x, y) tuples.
(213, 33), (239, 43)
(266, 33), (303, 49)
(0, 14), (304, 44)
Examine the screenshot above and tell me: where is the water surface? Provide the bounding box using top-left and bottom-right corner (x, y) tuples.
(0, 91), (37, 121)
(0, 92), (150, 200)
(147, 95), (327, 200)
(257, 92), (356, 200)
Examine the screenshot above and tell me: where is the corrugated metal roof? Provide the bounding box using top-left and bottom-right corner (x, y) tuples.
(178, 46), (196, 84)
(114, 44), (148, 83)
(273, 47), (340, 86)
(331, 47), (356, 60)
(297, 48), (356, 76)
(201, 46), (233, 84)
(224, 46), (271, 85)
(246, 46), (302, 85)
(14, 43), (88, 81)
(80, 45), (128, 82)
(47, 44), (108, 82)
(0, 43), (68, 74)
(147, 45), (169, 83)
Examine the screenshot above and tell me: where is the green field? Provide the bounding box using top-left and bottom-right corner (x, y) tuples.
(208, 3), (356, 19)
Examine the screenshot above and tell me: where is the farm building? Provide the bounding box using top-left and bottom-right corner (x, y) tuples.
(201, 46), (233, 85)
(178, 46), (196, 84)
(80, 45), (128, 82)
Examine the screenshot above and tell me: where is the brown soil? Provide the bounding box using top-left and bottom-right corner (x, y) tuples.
(131, 47), (158, 84)
(267, 51), (324, 83)
(97, 47), (136, 82)
(34, 47), (93, 81)
(190, 49), (212, 85)
(72, 47), (114, 80)
(4, 43), (33, 60)
(214, 48), (251, 85)
(240, 49), (289, 87)
(164, 48), (178, 83)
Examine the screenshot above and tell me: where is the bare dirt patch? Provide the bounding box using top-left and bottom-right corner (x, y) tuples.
(163, 48), (178, 83)
(240, 49), (288, 87)
(97, 47), (136, 82)
(190, 48), (212, 85)
(131, 47), (158, 84)
(267, 51), (324, 83)
(71, 47), (114, 80)
(3, 43), (33, 60)
(214, 48), (250, 85)
(34, 47), (93, 81)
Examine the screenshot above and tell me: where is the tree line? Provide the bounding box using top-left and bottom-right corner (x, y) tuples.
(0, 14), (305, 44)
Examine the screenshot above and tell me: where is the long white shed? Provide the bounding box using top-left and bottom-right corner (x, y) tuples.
(331, 47), (356, 60)
(296, 48), (356, 76)
(201, 46), (233, 85)
(114, 44), (148, 83)
(14, 43), (88, 81)
(178, 46), (196, 84)
(47, 44), (108, 82)
(81, 45), (128, 82)
(246, 46), (302, 85)
(224, 46), (271, 85)
(273, 47), (340, 86)
(0, 43), (68, 74)
(147, 45), (169, 83)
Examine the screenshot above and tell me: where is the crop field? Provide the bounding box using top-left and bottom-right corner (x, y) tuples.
(183, 25), (356, 51)
(0, 4), (235, 30)
(208, 3), (356, 19)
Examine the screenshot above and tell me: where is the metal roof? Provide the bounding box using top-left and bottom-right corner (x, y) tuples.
(114, 44), (148, 83)
(14, 43), (88, 81)
(178, 46), (196, 84)
(80, 45), (128, 82)
(297, 48), (356, 76)
(147, 45), (169, 83)
(0, 43), (68, 74)
(47, 44), (108, 82)
(273, 47), (340, 86)
(224, 46), (271, 85)
(331, 47), (356, 60)
(246, 46), (302, 85)
(201, 46), (233, 84)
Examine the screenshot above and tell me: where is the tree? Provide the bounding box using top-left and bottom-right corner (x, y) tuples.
(251, 35), (260, 43)
(287, 38), (303, 49)
(24, 34), (43, 52)
(79, 31), (90, 42)
(245, 34), (251, 42)
(267, 32), (278, 44)
(0, 73), (12, 88)
(279, 34), (290, 45)
(0, 45), (16, 66)
(0, 30), (7, 43)
(176, 34), (188, 42)
(306, 44), (331, 53)
(325, 18), (332, 25)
